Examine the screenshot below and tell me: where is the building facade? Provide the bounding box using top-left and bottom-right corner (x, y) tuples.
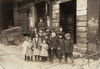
(0, 0), (13, 31)
(13, 0), (99, 53)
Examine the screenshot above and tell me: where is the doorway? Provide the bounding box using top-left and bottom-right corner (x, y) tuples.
(60, 0), (76, 43)
(35, 2), (47, 25)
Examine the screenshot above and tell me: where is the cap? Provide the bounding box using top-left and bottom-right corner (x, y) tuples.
(65, 33), (70, 37)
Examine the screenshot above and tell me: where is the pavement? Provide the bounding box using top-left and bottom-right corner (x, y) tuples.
(0, 43), (100, 69)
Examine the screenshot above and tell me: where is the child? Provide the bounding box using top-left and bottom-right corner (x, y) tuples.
(38, 18), (46, 31)
(50, 32), (58, 63)
(33, 34), (42, 61)
(40, 40), (48, 62)
(64, 33), (74, 63)
(27, 37), (33, 61)
(57, 26), (65, 38)
(57, 34), (65, 64)
(22, 36), (29, 61)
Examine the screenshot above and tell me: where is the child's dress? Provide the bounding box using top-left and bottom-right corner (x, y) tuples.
(27, 42), (33, 57)
(22, 41), (28, 55)
(33, 37), (42, 55)
(40, 44), (48, 57)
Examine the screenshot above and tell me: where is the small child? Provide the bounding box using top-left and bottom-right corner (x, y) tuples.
(58, 34), (64, 64)
(33, 34), (41, 61)
(22, 36), (29, 61)
(64, 33), (74, 63)
(40, 40), (48, 62)
(27, 37), (33, 61)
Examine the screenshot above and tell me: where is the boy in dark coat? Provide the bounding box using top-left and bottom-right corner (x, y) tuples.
(64, 33), (74, 63)
(57, 34), (65, 64)
(38, 18), (46, 31)
(50, 32), (58, 63)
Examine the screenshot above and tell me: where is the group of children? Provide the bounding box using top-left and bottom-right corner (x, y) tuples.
(22, 26), (74, 64)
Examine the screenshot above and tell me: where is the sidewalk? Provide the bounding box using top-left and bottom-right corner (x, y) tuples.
(0, 43), (99, 69)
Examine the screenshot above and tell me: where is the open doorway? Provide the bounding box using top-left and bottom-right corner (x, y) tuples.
(35, 2), (47, 25)
(60, 0), (76, 43)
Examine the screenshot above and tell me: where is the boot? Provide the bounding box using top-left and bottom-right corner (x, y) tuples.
(27, 56), (30, 61)
(35, 55), (37, 62)
(31, 56), (33, 61)
(24, 55), (26, 61)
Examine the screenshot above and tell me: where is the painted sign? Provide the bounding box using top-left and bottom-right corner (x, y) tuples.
(52, 4), (59, 18)
(77, 0), (87, 10)
(77, 0), (87, 16)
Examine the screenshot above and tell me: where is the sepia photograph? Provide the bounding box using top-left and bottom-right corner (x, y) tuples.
(0, 0), (100, 69)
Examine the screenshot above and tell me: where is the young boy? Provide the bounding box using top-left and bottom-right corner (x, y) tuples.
(64, 33), (74, 63)
(38, 18), (46, 31)
(40, 40), (48, 62)
(57, 34), (64, 64)
(57, 26), (65, 38)
(22, 36), (29, 61)
(50, 32), (58, 63)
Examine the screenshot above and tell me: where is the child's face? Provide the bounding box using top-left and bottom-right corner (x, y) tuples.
(40, 19), (43, 22)
(59, 28), (63, 31)
(51, 33), (56, 37)
(43, 40), (46, 43)
(59, 35), (62, 38)
(39, 32), (42, 36)
(29, 39), (32, 42)
(66, 35), (70, 39)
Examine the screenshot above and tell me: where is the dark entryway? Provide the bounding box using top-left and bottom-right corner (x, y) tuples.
(60, 0), (76, 43)
(35, 2), (47, 24)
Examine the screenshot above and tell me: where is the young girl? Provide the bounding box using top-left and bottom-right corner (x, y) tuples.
(33, 34), (42, 61)
(27, 37), (33, 61)
(40, 40), (48, 62)
(22, 36), (29, 61)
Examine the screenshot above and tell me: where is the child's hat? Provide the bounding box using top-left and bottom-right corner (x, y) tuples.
(58, 34), (62, 36)
(65, 33), (70, 37)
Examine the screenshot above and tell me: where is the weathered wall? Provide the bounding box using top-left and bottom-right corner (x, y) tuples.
(87, 0), (98, 53)
(76, 0), (88, 49)
(0, 0), (3, 31)
(13, 0), (29, 33)
(0, 0), (13, 31)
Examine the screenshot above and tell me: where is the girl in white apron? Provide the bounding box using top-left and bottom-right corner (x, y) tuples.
(22, 37), (29, 61)
(40, 40), (48, 62)
(33, 34), (42, 61)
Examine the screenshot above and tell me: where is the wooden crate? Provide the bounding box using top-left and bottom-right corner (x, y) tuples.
(1, 27), (24, 45)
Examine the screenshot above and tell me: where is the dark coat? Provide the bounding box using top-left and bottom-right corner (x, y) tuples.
(38, 22), (46, 30)
(58, 38), (65, 54)
(30, 31), (35, 38)
(64, 39), (73, 53)
(50, 36), (58, 49)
